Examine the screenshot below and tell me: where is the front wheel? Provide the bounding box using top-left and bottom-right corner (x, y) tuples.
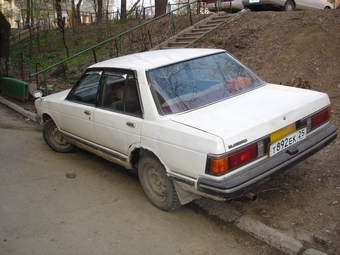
(138, 154), (180, 212)
(283, 0), (295, 11)
(43, 119), (75, 153)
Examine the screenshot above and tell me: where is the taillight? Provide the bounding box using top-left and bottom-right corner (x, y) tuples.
(229, 144), (258, 169)
(311, 107), (331, 130)
(207, 143), (258, 176)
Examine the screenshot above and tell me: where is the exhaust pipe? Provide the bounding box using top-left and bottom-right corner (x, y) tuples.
(244, 192), (257, 201)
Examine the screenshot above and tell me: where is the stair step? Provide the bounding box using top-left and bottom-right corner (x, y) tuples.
(192, 28), (210, 33)
(213, 15), (232, 21)
(153, 13), (235, 50)
(187, 32), (205, 36)
(208, 19), (225, 23)
(168, 42), (191, 47)
(177, 37), (199, 43)
(199, 24), (218, 29)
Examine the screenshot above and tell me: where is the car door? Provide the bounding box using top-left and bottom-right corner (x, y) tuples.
(306, 0), (326, 9)
(94, 70), (143, 158)
(295, 0), (309, 9)
(58, 71), (101, 142)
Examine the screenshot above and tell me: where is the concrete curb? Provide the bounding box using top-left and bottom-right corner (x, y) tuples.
(193, 198), (328, 255)
(0, 95), (329, 255)
(235, 215), (303, 255)
(302, 249), (328, 255)
(0, 96), (38, 122)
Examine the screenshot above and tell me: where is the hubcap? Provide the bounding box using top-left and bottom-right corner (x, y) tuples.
(50, 126), (70, 149)
(146, 165), (167, 201)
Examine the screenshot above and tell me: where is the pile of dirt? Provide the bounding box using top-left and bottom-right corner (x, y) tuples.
(194, 9), (340, 254)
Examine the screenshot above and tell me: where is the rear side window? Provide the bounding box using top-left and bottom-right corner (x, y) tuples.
(99, 72), (142, 117)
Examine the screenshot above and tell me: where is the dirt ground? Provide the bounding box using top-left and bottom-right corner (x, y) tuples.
(194, 9), (340, 254)
(4, 9), (339, 254)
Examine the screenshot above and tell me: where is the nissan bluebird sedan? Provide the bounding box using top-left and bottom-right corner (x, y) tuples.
(35, 49), (338, 211)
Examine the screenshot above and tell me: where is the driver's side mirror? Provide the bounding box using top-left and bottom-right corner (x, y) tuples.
(33, 90), (43, 99)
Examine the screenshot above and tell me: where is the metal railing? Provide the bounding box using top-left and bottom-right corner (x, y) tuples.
(10, 26), (38, 46)
(30, 1), (202, 94)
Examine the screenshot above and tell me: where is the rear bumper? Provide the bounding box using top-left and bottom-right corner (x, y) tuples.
(197, 123), (338, 199)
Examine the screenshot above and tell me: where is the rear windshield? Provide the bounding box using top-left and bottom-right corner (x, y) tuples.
(148, 52), (264, 115)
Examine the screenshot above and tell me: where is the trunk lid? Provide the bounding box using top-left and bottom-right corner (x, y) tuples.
(170, 84), (330, 152)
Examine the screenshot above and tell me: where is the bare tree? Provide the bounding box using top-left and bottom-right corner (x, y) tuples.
(56, 0), (69, 57)
(155, 0), (167, 17)
(15, 0), (27, 28)
(126, 0), (141, 19)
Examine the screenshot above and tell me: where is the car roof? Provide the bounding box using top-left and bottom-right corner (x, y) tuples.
(89, 48), (225, 71)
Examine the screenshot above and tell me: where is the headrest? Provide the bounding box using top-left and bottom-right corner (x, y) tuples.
(116, 86), (125, 100)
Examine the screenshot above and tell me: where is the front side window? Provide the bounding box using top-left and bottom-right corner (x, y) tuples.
(148, 52), (264, 115)
(67, 71), (101, 106)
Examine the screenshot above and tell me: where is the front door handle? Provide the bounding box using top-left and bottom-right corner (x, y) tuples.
(126, 122), (136, 128)
(84, 110), (91, 115)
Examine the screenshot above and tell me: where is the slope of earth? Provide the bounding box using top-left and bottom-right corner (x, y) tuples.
(193, 9), (340, 254)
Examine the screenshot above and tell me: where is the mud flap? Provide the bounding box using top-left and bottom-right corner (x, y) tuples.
(173, 181), (201, 205)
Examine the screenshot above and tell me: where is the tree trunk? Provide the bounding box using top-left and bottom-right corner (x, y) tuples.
(121, 0), (127, 21)
(155, 0), (168, 17)
(71, 0), (76, 27)
(98, 0), (103, 23)
(56, 0), (69, 57)
(25, 0), (30, 28)
(0, 12), (14, 77)
(76, 0), (83, 25)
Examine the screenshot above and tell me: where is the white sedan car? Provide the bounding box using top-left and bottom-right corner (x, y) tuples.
(242, 0), (333, 11)
(207, 0), (244, 12)
(35, 49), (337, 211)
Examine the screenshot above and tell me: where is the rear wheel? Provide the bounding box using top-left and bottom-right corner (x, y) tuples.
(138, 154), (180, 212)
(43, 119), (75, 153)
(283, 0), (295, 11)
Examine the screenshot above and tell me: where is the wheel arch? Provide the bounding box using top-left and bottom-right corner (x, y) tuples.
(130, 147), (162, 172)
(41, 113), (52, 123)
(130, 147), (200, 206)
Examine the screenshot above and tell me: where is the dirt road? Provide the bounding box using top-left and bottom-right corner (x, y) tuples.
(0, 104), (283, 255)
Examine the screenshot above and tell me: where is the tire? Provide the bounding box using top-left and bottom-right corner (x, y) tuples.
(283, 0), (295, 11)
(138, 154), (180, 212)
(43, 119), (75, 153)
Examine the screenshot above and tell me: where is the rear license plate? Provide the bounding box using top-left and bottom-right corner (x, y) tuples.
(269, 128), (307, 157)
(249, 0), (260, 3)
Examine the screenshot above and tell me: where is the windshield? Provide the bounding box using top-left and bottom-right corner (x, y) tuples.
(148, 52), (265, 115)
